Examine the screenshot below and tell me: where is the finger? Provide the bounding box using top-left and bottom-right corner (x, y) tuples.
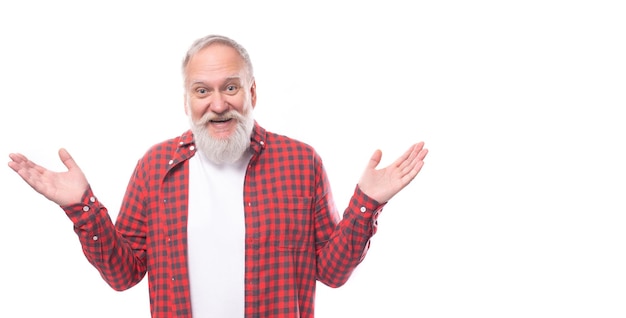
(394, 143), (420, 169)
(8, 155), (42, 186)
(406, 160), (425, 181)
(400, 145), (427, 178)
(8, 155), (20, 172)
(8, 153), (37, 173)
(410, 142), (425, 160)
(405, 142), (427, 166)
(366, 149), (383, 170)
(409, 148), (428, 175)
(8, 152), (27, 165)
(58, 148), (79, 170)
(416, 144), (428, 161)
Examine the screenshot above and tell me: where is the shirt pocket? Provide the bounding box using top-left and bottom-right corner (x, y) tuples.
(258, 196), (313, 252)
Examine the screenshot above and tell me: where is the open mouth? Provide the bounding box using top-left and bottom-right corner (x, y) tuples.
(210, 118), (233, 123)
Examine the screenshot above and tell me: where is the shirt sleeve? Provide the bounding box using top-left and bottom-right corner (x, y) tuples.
(63, 181), (148, 291)
(314, 161), (386, 288)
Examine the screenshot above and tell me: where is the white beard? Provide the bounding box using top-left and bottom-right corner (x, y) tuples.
(189, 108), (255, 165)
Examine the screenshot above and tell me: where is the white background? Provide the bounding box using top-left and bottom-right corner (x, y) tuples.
(1, 1), (625, 317)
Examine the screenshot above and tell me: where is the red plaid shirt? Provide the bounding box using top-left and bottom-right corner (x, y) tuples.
(63, 122), (384, 318)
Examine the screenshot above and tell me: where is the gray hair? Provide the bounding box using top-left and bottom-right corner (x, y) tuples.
(181, 34), (254, 85)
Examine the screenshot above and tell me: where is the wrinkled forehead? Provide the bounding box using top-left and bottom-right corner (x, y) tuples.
(184, 44), (251, 85)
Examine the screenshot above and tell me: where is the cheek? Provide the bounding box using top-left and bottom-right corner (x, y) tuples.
(187, 99), (205, 119)
(233, 95), (251, 113)
(186, 109), (203, 124)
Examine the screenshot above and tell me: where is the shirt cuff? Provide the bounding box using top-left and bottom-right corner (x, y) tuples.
(61, 186), (101, 228)
(351, 185), (386, 217)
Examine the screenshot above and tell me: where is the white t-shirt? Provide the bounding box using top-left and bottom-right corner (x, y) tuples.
(187, 150), (251, 318)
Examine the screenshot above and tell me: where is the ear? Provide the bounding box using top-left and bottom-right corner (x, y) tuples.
(183, 93), (189, 116)
(250, 79), (257, 109)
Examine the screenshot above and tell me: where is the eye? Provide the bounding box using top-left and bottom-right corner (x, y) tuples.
(195, 87), (209, 96)
(225, 84), (239, 94)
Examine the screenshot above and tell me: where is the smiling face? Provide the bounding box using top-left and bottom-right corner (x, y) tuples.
(184, 43), (257, 164)
(184, 43), (256, 138)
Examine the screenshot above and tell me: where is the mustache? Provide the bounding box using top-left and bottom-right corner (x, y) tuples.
(195, 110), (245, 126)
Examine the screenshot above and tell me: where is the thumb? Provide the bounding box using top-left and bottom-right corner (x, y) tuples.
(366, 149), (383, 170)
(58, 148), (79, 170)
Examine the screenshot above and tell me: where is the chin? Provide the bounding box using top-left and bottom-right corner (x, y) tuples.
(207, 131), (236, 141)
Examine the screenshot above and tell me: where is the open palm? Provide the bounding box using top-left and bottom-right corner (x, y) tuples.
(358, 142), (428, 204)
(8, 148), (88, 206)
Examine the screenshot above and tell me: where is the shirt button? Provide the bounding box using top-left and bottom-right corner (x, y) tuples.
(168, 159), (174, 165)
(89, 197), (96, 203)
(92, 235), (98, 241)
(83, 206), (90, 212)
(360, 207), (367, 213)
(190, 145), (195, 151)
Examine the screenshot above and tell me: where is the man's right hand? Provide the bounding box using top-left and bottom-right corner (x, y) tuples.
(8, 148), (89, 206)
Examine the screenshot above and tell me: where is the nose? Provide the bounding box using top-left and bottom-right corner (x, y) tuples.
(209, 92), (229, 114)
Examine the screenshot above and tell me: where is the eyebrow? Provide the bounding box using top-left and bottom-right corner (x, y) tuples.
(189, 76), (242, 87)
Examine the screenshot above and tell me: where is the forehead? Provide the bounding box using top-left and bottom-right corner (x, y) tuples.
(185, 44), (245, 83)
